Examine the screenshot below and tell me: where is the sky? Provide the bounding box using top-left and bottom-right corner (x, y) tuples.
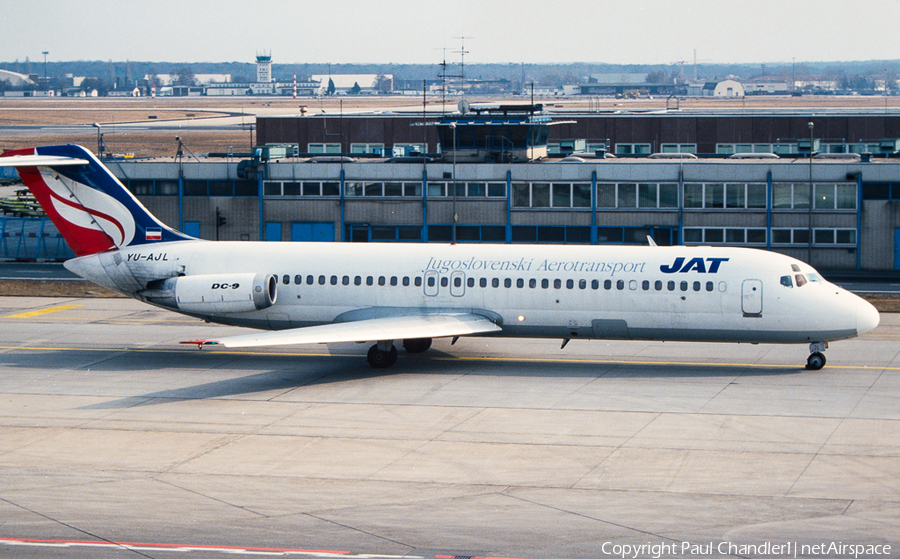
(1, 0), (899, 66)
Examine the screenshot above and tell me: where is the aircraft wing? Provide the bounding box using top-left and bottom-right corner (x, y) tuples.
(182, 312), (501, 348)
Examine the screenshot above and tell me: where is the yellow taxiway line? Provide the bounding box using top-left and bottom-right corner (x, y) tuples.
(3, 304), (84, 319)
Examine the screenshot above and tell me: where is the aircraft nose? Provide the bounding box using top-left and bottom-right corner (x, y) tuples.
(856, 297), (880, 336)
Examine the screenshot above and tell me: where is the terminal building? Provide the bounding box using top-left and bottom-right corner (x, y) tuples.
(4, 105), (900, 272)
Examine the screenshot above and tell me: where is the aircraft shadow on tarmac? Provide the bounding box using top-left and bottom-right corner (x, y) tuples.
(0, 346), (812, 410)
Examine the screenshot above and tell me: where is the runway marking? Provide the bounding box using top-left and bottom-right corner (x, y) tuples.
(1, 344), (899, 370)
(0, 537), (421, 558)
(3, 304), (83, 319)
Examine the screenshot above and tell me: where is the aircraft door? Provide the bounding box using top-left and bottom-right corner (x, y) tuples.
(741, 279), (763, 317)
(450, 271), (466, 297)
(424, 270), (439, 297)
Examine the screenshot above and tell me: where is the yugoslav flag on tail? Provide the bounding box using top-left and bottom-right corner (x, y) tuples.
(0, 144), (194, 256)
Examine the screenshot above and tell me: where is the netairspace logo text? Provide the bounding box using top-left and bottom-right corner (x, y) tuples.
(599, 541), (892, 559)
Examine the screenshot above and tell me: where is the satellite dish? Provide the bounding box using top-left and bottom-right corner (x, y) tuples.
(458, 100), (470, 114)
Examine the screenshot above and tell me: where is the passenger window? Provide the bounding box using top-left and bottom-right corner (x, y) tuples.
(455, 277), (463, 288)
(354, 276), (362, 286)
(542, 279), (550, 289)
(604, 279), (612, 290)
(591, 280), (599, 290)
(368, 276), (375, 286)
(480, 278), (487, 288)
(504, 278), (512, 288)
(529, 279), (537, 288)
(294, 275), (302, 285)
(467, 277), (475, 288)
(579, 279), (587, 290)
(283, 275), (290, 285)
(642, 280), (650, 290)
(706, 281), (714, 292)
(307, 275), (314, 285)
(415, 277), (422, 287)
(378, 276), (386, 286)
(427, 276), (436, 287)
(668, 280), (675, 291)
(516, 278), (524, 288)
(391, 276), (398, 286)
(403, 277), (410, 286)
(693, 281), (701, 291)
(795, 274), (807, 287)
(629, 280), (637, 290)
(680, 281), (688, 291)
(554, 279), (562, 289)
(328, 275), (336, 285)
(566, 279), (574, 289)
(655, 280), (663, 291)
(342, 276), (350, 286)
(492, 278), (500, 288)
(781, 275), (793, 288)
(718, 282), (727, 292)
(440, 277), (448, 287)
(318, 275), (326, 285)
(617, 280), (625, 290)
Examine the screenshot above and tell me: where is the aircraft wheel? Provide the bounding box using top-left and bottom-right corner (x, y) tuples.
(403, 337), (432, 354)
(367, 344), (398, 368)
(806, 352), (826, 370)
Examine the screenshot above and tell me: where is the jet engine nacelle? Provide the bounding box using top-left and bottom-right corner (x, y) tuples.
(138, 273), (277, 314)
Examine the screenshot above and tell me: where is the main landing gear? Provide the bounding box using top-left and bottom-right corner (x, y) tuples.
(367, 338), (434, 368)
(806, 342), (828, 370)
(367, 342), (398, 368)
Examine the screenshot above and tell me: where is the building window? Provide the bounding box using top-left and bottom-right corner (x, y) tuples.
(660, 143), (697, 154)
(683, 227), (766, 245)
(308, 143), (342, 154)
(393, 143), (426, 156)
(772, 228), (856, 246)
(344, 225), (423, 242)
(717, 143), (776, 154)
(773, 183), (855, 210)
(685, 183), (766, 209)
(350, 143), (385, 155)
(615, 143), (652, 155)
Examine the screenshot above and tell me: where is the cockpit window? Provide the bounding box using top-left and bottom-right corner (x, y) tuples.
(808, 273), (823, 282)
(780, 275), (793, 288)
(795, 274), (808, 287)
(791, 264), (801, 272)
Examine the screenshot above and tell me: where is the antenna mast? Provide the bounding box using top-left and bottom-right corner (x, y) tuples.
(454, 36), (471, 96)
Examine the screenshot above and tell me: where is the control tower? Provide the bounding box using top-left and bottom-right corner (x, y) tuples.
(256, 52), (272, 83)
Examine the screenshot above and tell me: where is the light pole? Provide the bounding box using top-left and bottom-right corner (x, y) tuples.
(91, 123), (101, 157)
(808, 121), (815, 263)
(451, 122), (457, 244)
(42, 51), (48, 90)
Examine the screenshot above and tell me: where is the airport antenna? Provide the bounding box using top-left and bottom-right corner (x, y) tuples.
(174, 136), (200, 164)
(453, 36), (471, 95)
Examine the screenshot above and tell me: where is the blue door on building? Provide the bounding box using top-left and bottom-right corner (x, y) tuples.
(291, 222), (335, 242)
(265, 222), (282, 242)
(895, 228), (900, 270)
(184, 221), (200, 238)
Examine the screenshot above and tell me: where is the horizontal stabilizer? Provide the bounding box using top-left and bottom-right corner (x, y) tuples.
(0, 155), (89, 167)
(181, 313), (501, 348)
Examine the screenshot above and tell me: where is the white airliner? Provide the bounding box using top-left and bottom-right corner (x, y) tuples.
(1, 145), (880, 369)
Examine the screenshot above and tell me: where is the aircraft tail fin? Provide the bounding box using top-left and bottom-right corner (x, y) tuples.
(0, 144), (194, 256)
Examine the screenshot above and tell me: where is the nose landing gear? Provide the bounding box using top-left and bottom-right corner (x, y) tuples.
(806, 342), (828, 370)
